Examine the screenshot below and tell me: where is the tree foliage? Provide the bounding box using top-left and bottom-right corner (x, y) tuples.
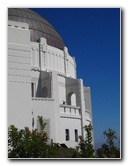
(77, 123), (95, 158)
(8, 117), (120, 158)
(96, 128), (120, 158)
(8, 116), (48, 158)
(8, 116), (79, 158)
(8, 124), (79, 158)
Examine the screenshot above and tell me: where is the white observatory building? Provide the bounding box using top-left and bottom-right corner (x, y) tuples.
(8, 8), (94, 148)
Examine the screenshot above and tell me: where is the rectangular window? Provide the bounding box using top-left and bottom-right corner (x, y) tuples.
(31, 82), (35, 97)
(75, 129), (78, 142)
(65, 129), (69, 141)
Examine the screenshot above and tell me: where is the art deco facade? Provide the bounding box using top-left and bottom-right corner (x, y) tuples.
(8, 8), (94, 148)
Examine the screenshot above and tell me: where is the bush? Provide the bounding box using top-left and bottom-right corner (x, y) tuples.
(8, 116), (48, 158)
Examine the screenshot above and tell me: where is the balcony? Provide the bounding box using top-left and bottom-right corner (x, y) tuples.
(60, 104), (81, 118)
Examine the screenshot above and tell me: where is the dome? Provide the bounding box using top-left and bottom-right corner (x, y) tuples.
(8, 8), (65, 50)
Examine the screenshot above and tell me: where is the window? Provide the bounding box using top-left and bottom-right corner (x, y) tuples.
(65, 129), (69, 141)
(31, 82), (35, 97)
(75, 129), (78, 142)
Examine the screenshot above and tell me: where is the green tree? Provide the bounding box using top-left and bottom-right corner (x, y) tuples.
(96, 144), (109, 158)
(96, 128), (120, 158)
(78, 123), (95, 158)
(8, 116), (48, 158)
(103, 128), (117, 158)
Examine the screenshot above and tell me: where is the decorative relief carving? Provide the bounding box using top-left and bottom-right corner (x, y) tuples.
(9, 67), (30, 71)
(31, 67), (40, 72)
(8, 80), (30, 84)
(9, 48), (31, 52)
(32, 97), (54, 101)
(42, 44), (47, 52)
(48, 50), (52, 54)
(8, 54), (30, 59)
(39, 45), (43, 52)
(8, 61), (30, 65)
(8, 74), (30, 78)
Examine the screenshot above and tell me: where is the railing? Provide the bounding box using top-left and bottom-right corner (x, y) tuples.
(60, 104), (80, 115)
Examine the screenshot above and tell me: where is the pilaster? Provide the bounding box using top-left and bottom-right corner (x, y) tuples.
(63, 46), (68, 76)
(51, 71), (61, 143)
(39, 37), (48, 70)
(78, 79), (86, 139)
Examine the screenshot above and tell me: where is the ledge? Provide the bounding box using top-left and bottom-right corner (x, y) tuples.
(60, 104), (80, 110)
(32, 97), (55, 101)
(60, 114), (81, 119)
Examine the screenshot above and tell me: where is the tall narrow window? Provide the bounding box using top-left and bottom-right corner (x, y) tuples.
(65, 129), (69, 141)
(75, 129), (78, 142)
(31, 82), (35, 97)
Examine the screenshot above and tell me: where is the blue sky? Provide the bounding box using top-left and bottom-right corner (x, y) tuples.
(31, 8), (120, 149)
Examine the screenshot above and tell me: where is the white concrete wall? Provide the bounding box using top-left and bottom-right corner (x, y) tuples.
(84, 87), (94, 146)
(78, 79), (86, 138)
(47, 46), (65, 74)
(84, 87), (93, 125)
(31, 42), (40, 68)
(32, 98), (56, 142)
(51, 71), (61, 143)
(60, 117), (81, 143)
(8, 21), (32, 129)
(66, 54), (76, 78)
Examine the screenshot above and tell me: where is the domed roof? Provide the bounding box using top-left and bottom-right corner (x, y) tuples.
(8, 8), (65, 50)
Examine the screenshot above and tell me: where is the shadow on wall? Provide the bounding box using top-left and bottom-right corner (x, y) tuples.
(36, 71), (51, 98)
(66, 77), (80, 107)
